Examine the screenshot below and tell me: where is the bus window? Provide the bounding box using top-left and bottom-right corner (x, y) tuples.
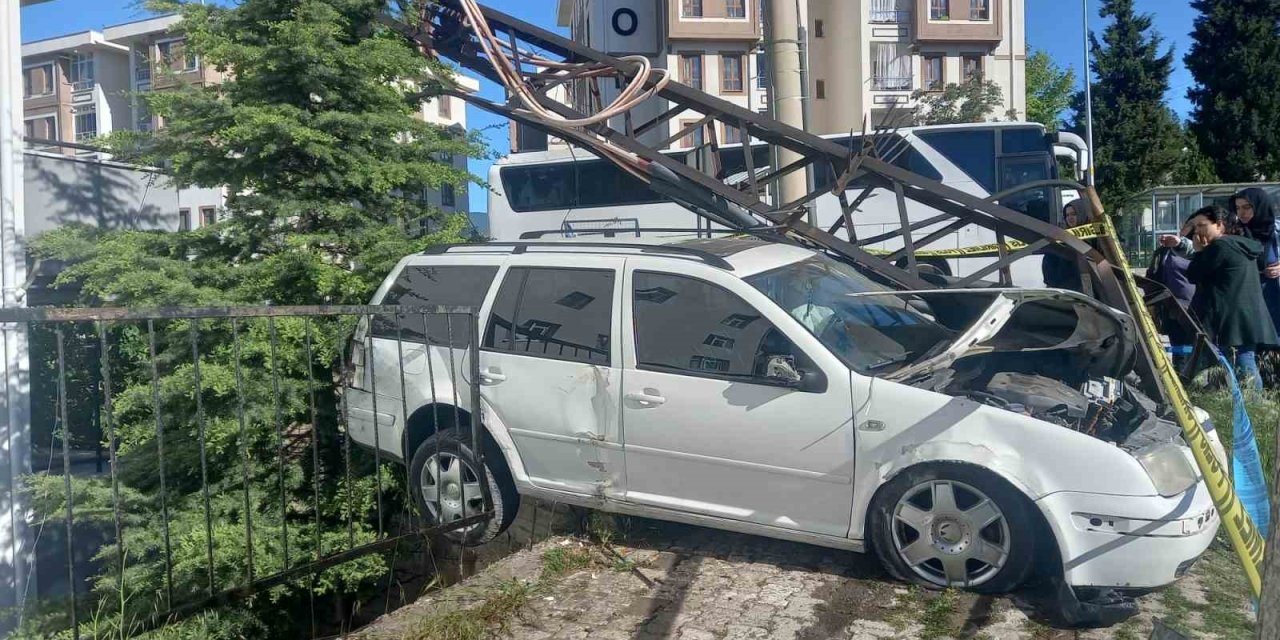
(500, 164), (575, 212)
(999, 127), (1051, 155)
(915, 130), (997, 192)
(997, 157), (1052, 223)
(576, 160), (666, 207)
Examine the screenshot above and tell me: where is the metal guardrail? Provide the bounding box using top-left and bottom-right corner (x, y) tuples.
(4, 304), (489, 638)
(871, 76), (913, 91)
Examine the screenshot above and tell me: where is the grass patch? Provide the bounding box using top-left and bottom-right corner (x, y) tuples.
(1188, 385), (1279, 491)
(1156, 585), (1193, 635)
(1195, 543), (1256, 640)
(1111, 618), (1142, 640)
(540, 545), (594, 581)
(410, 579), (534, 640)
(919, 589), (959, 640)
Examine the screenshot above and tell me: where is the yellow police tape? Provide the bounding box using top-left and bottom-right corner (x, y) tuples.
(1092, 211), (1265, 598)
(868, 222), (1108, 259)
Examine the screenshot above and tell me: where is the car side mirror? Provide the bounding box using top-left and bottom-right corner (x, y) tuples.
(765, 355), (826, 393)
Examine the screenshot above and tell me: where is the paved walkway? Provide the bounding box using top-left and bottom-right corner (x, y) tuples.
(353, 501), (1256, 640)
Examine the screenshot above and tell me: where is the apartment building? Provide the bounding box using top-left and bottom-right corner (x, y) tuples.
(21, 15), (474, 230)
(539, 0), (1024, 150)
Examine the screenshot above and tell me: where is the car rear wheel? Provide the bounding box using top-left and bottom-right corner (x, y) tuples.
(409, 429), (518, 546)
(870, 464), (1039, 594)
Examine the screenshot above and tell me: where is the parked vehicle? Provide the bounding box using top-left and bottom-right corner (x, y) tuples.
(488, 123), (1090, 286)
(345, 238), (1224, 593)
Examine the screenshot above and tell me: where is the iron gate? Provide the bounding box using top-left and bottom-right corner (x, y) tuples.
(2, 304), (490, 638)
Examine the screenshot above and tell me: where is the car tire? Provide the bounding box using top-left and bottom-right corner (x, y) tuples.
(869, 463), (1039, 594)
(408, 428), (519, 546)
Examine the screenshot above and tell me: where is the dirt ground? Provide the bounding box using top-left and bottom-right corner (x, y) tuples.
(351, 500), (1257, 640)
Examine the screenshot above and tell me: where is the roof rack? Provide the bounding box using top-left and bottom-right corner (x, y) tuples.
(518, 228), (758, 239)
(422, 242), (737, 271)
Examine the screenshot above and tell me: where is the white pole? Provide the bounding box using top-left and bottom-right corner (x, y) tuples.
(1082, 0), (1096, 187)
(0, 0), (34, 629)
(766, 0), (807, 207)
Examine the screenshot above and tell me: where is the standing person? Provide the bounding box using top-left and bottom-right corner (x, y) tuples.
(1041, 199), (1089, 291)
(1232, 188), (1280, 335)
(1186, 205), (1277, 390)
(1152, 217), (1197, 371)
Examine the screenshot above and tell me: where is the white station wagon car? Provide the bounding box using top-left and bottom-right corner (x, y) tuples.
(346, 238), (1223, 593)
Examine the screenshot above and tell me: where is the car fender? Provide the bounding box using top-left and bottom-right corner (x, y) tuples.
(849, 379), (1159, 540)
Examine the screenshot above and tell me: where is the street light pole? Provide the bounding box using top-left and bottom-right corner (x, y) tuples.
(1082, 0), (1096, 187)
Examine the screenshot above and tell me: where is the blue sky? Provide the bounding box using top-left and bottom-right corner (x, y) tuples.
(20, 0), (1202, 214)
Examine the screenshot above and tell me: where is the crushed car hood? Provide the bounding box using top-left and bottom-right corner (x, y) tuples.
(884, 289), (1138, 383)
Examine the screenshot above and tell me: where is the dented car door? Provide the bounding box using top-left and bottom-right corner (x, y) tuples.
(479, 259), (625, 497)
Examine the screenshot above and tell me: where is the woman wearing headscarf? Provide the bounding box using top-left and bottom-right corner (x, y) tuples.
(1186, 205), (1277, 390)
(1041, 199), (1089, 291)
(1152, 215), (1197, 370)
(1231, 188), (1280, 335)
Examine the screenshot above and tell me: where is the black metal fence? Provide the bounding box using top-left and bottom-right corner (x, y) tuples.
(3, 304), (489, 639)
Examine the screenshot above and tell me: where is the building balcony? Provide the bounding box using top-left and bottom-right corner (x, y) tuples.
(871, 76), (913, 91)
(870, 10), (911, 24)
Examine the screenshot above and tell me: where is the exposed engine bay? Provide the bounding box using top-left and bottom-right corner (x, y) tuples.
(881, 289), (1186, 451)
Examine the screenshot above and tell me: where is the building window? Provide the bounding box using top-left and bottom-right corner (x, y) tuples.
(726, 0), (746, 18)
(871, 43), (912, 91)
(970, 0), (990, 20)
(74, 110), (97, 142)
(962, 54), (984, 83)
(23, 115), (57, 142)
(721, 54), (745, 93)
(815, 80), (826, 99)
(179, 208), (192, 232)
(134, 47), (152, 84)
(437, 96), (451, 119)
(755, 49), (768, 89)
(441, 183), (456, 207)
(200, 207), (218, 226)
(158, 39), (198, 73)
(136, 102), (153, 132)
(680, 54), (703, 90)
(870, 0), (909, 23)
(930, 0), (949, 20)
(813, 19), (824, 38)
(23, 63), (55, 98)
(681, 0), (703, 18)
(923, 55), (945, 91)
(722, 124), (743, 145)
(678, 120), (704, 149)
(68, 53), (94, 92)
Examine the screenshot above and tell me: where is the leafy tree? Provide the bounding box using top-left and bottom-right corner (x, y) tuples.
(912, 76), (1006, 125)
(1185, 0), (1280, 182)
(1024, 49), (1076, 131)
(1069, 0), (1183, 209)
(1172, 125), (1221, 186)
(16, 0), (482, 637)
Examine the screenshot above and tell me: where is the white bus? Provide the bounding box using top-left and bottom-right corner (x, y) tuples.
(487, 122), (1090, 286)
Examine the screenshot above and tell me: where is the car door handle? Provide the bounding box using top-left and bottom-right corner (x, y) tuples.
(625, 391), (667, 407)
(479, 370), (507, 385)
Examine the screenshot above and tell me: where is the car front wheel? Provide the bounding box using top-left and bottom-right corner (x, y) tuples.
(869, 464), (1039, 594)
(409, 429), (518, 546)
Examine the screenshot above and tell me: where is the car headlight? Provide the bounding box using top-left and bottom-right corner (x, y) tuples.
(1134, 443), (1199, 497)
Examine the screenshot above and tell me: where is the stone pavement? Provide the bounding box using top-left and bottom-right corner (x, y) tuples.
(352, 501), (1256, 640)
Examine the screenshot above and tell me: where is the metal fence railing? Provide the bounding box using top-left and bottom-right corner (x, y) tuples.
(3, 304), (488, 639)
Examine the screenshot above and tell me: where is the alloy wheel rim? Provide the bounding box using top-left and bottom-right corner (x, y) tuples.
(890, 479), (1011, 588)
(420, 452), (486, 533)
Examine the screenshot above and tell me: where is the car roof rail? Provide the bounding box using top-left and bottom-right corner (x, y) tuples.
(421, 242), (737, 271)
(518, 228), (751, 240)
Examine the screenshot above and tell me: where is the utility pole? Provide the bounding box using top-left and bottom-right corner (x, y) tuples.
(765, 0), (808, 210)
(1082, 0), (1096, 186)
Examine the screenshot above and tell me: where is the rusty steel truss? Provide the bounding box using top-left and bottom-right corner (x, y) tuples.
(387, 0), (1166, 397)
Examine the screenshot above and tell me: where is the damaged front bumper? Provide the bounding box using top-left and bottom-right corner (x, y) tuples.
(1037, 484), (1219, 589)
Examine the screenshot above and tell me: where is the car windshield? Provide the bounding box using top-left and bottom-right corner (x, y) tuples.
(746, 256), (957, 373)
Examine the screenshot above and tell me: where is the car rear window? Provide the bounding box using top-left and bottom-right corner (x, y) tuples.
(372, 265), (499, 346)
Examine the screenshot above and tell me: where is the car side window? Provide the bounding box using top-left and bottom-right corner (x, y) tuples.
(633, 271), (802, 381)
(373, 265), (499, 346)
(483, 267), (614, 366)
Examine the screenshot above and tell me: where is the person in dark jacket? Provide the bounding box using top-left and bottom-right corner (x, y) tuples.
(1152, 217), (1197, 370)
(1041, 199), (1088, 291)
(1232, 188), (1280, 336)
(1186, 205), (1278, 390)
